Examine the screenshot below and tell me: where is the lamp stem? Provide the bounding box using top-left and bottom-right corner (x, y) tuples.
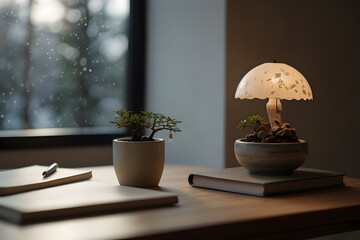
(266, 98), (282, 129)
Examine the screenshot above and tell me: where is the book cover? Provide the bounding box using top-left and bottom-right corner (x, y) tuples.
(0, 181), (178, 224)
(188, 167), (345, 197)
(0, 165), (92, 195)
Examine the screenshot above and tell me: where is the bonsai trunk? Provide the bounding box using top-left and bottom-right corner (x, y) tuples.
(147, 129), (157, 141)
(266, 98), (282, 129)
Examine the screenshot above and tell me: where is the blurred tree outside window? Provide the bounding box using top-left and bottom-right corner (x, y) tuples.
(0, 0), (129, 131)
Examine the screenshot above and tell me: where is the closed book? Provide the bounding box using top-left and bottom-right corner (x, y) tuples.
(0, 165), (92, 196)
(0, 181), (178, 224)
(188, 167), (345, 197)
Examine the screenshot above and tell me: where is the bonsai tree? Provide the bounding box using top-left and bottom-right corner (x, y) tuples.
(237, 114), (299, 143)
(111, 110), (181, 141)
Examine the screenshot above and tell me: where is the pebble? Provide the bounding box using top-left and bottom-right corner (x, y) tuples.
(243, 122), (299, 143)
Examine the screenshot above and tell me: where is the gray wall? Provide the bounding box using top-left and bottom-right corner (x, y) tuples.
(146, 0), (226, 168)
(226, 0), (360, 178)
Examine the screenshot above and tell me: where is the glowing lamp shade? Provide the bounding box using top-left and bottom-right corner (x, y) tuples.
(235, 63), (312, 100)
(235, 62), (313, 128)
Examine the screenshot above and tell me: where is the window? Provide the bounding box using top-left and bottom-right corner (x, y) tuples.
(0, 0), (145, 149)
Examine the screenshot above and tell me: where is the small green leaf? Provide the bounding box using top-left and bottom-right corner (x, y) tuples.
(237, 115), (265, 129)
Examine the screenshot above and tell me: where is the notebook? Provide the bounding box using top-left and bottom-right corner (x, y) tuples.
(0, 165), (92, 195)
(0, 181), (178, 224)
(188, 167), (345, 197)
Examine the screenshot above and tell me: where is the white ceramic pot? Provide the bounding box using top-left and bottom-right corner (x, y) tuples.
(113, 138), (165, 187)
(234, 139), (308, 175)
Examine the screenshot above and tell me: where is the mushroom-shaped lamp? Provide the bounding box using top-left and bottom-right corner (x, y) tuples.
(235, 62), (313, 128)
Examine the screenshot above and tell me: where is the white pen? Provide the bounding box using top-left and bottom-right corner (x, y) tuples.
(42, 163), (59, 177)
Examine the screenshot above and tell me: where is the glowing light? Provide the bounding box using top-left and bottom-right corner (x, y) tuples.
(31, 0), (64, 25)
(88, 0), (103, 13)
(66, 9), (81, 23)
(105, 0), (129, 18)
(99, 34), (128, 61)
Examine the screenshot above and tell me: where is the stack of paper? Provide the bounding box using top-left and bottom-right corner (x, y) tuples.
(0, 165), (178, 224)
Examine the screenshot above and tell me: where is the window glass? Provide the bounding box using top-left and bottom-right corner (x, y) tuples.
(0, 0), (129, 130)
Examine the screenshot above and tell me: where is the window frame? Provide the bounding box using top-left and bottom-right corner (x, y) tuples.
(0, 0), (146, 150)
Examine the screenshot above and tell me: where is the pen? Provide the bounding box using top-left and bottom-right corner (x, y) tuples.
(42, 163), (59, 177)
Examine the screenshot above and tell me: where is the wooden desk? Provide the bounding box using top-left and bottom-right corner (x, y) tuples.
(1, 165), (360, 240)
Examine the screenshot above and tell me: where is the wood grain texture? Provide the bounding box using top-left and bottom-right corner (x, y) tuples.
(1, 165), (360, 239)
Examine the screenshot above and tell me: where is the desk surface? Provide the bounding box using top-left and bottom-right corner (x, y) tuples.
(1, 165), (360, 240)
